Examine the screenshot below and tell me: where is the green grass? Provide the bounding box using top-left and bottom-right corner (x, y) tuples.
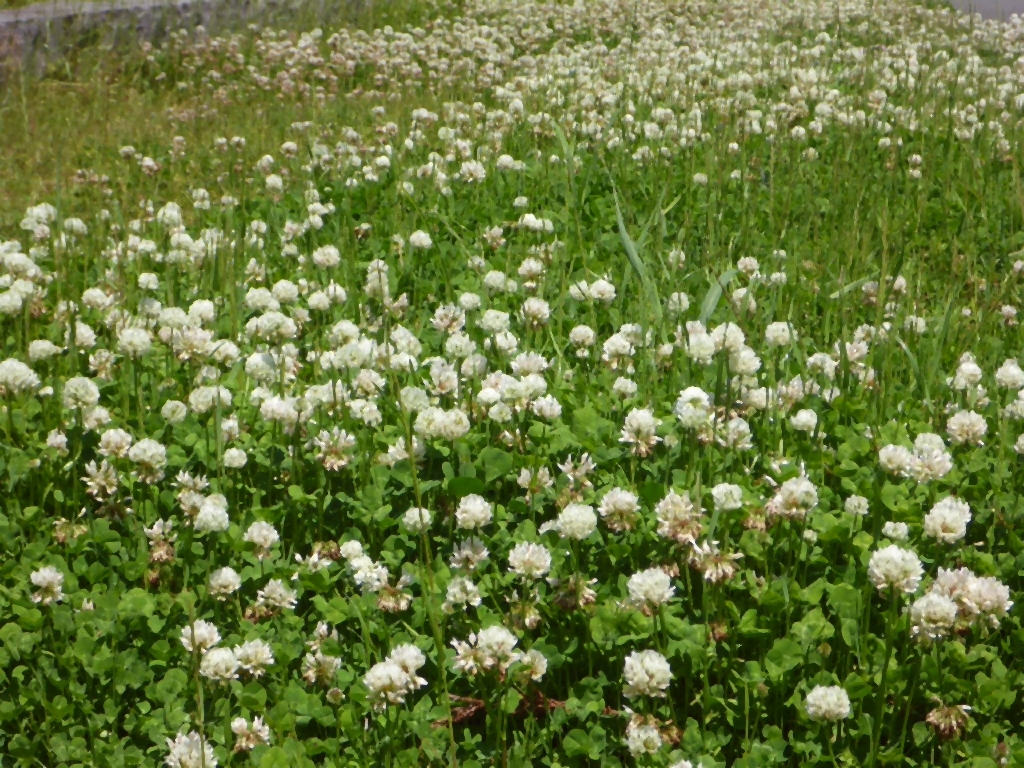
(0, 1), (1023, 767)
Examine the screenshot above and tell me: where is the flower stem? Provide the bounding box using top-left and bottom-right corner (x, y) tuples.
(402, 410), (458, 768)
(868, 591), (898, 767)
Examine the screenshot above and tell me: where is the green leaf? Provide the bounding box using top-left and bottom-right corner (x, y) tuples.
(563, 726), (606, 760)
(840, 618), (861, 650)
(912, 721), (931, 747)
(448, 476), (486, 498)
(563, 728), (594, 758)
(502, 689), (522, 714)
(238, 681), (267, 711)
(637, 481), (664, 509)
(737, 609), (770, 637)
(118, 588), (156, 619)
(790, 608), (835, 650)
(764, 638), (804, 681)
(6, 451), (30, 488)
(478, 447), (514, 484)
(827, 583), (861, 620)
(152, 668), (188, 705)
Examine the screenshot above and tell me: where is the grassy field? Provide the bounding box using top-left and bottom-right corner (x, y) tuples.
(0, 0), (1023, 767)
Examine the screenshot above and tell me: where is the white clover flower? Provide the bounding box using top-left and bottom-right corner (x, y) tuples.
(612, 377), (638, 398)
(271, 280), (299, 304)
(455, 494), (493, 530)
(623, 650), (672, 698)
(674, 386), (712, 428)
(28, 340), (62, 363)
(194, 494), (229, 533)
(403, 507), (432, 533)
(879, 444), (915, 477)
(532, 395), (562, 420)
(765, 321), (795, 347)
(98, 428), (133, 458)
(63, 376), (100, 409)
(868, 545), (923, 594)
(882, 521), (909, 541)
(589, 278), (616, 303)
(844, 495), (869, 516)
(478, 309), (510, 334)
(223, 448), (247, 468)
(243, 521), (280, 557)
(200, 647), (239, 682)
(349, 555), (389, 594)
(730, 345), (761, 375)
(409, 230), (433, 249)
(127, 438), (168, 483)
(711, 483), (744, 511)
(911, 433), (952, 483)
(311, 245), (341, 269)
(30, 565), (64, 605)
(522, 297), (550, 326)
(923, 497), (971, 544)
(995, 359), (1024, 390)
(180, 620), (220, 653)
(209, 567), (241, 599)
(909, 592), (958, 643)
(627, 568), (675, 608)
(452, 625), (521, 676)
(82, 405), (111, 431)
(540, 504), (597, 540)
(804, 685), (851, 721)
(947, 410), (986, 446)
(620, 408), (662, 456)
(0, 358), (41, 395)
(655, 490), (701, 545)
(508, 542), (551, 578)
(302, 650), (342, 686)
(569, 325), (596, 350)
(625, 720), (663, 756)
(450, 537), (489, 572)
(766, 476), (818, 521)
(161, 400), (188, 424)
(930, 567), (1013, 628)
(514, 648), (548, 682)
(443, 576), (482, 612)
(257, 579), (298, 610)
(231, 716), (271, 752)
(458, 292), (482, 311)
(339, 540), (364, 561)
(790, 408), (818, 433)
(950, 354), (983, 391)
(365, 644), (427, 711)
(599, 487), (640, 532)
(165, 731), (217, 768)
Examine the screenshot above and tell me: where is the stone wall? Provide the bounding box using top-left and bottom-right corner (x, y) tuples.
(0, 0), (364, 75)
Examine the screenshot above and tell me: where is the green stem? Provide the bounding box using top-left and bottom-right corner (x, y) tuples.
(401, 408), (458, 768)
(826, 723), (841, 768)
(868, 591), (898, 767)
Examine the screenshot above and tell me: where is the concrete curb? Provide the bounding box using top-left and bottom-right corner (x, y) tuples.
(0, 0), (363, 74)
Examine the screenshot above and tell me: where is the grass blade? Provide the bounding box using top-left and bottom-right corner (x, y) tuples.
(612, 185), (663, 327)
(699, 269), (737, 324)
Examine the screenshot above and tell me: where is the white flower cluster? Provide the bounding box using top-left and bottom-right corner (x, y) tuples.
(364, 644), (428, 711)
